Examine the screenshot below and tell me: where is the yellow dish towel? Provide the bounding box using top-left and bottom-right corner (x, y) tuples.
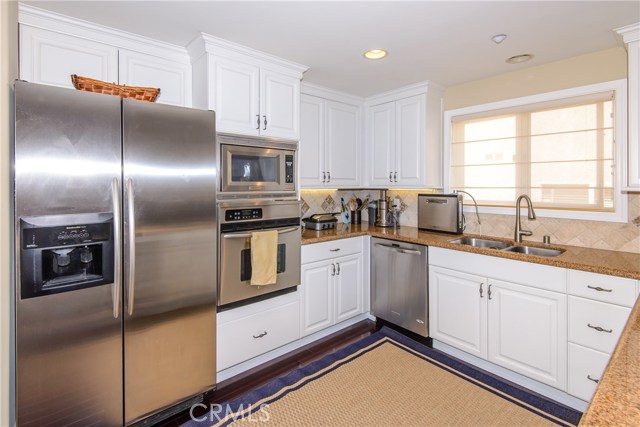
(250, 229), (278, 286)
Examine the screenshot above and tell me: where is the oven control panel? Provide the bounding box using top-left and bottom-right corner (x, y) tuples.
(225, 208), (263, 222)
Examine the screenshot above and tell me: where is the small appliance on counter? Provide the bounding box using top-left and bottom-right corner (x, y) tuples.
(303, 213), (338, 230)
(418, 193), (463, 234)
(376, 190), (392, 227)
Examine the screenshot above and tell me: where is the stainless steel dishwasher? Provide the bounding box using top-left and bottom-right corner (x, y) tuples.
(371, 237), (428, 337)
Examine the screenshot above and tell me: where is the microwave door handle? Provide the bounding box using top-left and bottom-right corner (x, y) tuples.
(126, 178), (136, 316)
(222, 227), (299, 239)
(111, 178), (122, 319)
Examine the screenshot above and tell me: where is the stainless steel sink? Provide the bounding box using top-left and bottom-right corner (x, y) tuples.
(448, 237), (512, 250)
(503, 245), (565, 257)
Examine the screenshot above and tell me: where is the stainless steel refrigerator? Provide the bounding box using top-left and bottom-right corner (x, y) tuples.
(14, 81), (217, 426)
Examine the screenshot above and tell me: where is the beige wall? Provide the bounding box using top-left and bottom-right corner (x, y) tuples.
(1, 1), (18, 425)
(444, 47), (627, 110)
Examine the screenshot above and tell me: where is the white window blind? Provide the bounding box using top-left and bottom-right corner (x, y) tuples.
(450, 91), (616, 212)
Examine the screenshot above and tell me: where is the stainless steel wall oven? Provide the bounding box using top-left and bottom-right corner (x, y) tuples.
(218, 200), (301, 309)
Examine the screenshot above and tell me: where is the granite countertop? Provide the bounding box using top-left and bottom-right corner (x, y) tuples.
(302, 222), (640, 280)
(302, 222), (640, 425)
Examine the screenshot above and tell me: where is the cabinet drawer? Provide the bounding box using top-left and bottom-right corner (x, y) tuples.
(568, 343), (610, 402)
(568, 296), (631, 354)
(568, 270), (637, 307)
(302, 237), (362, 263)
(217, 301), (300, 371)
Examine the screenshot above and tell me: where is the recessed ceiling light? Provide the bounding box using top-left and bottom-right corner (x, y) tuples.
(506, 54), (534, 64)
(491, 34), (507, 44)
(364, 49), (387, 60)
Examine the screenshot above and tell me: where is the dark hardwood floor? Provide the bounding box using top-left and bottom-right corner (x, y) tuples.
(155, 319), (380, 426)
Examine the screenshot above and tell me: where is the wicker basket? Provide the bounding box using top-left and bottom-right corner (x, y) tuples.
(70, 74), (161, 102)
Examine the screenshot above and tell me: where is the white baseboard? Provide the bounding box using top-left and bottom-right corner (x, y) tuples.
(432, 339), (589, 412)
(217, 313), (371, 383)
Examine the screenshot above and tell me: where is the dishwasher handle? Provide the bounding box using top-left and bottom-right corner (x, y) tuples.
(374, 242), (422, 255)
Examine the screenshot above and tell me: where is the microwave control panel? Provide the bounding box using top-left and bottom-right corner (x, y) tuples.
(225, 208), (263, 222)
(285, 155), (294, 184)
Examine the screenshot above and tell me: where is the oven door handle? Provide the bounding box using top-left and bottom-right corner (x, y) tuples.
(222, 227), (299, 239)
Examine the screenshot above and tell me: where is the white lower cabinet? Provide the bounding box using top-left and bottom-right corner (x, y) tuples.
(566, 270), (637, 402)
(429, 263), (566, 390)
(301, 238), (364, 337)
(430, 247), (639, 401)
(568, 343), (610, 401)
(217, 293), (300, 371)
(487, 279), (567, 390)
(429, 267), (486, 359)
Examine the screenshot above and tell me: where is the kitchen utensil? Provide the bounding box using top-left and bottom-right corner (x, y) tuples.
(351, 209), (361, 225)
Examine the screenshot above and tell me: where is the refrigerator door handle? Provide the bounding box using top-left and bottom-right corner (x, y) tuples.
(111, 178), (122, 319)
(126, 178), (136, 316)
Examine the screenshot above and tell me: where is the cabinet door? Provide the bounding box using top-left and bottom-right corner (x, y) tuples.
(627, 39), (639, 189)
(119, 50), (192, 107)
(334, 253), (363, 323)
(395, 95), (425, 186)
(487, 279), (567, 390)
(300, 260), (333, 336)
(429, 266), (487, 359)
(214, 58), (260, 136)
(299, 94), (325, 187)
(325, 100), (360, 187)
(260, 70), (299, 139)
(368, 102), (396, 186)
(20, 25), (118, 89)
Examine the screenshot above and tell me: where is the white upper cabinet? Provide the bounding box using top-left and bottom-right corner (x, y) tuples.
(616, 24), (640, 190)
(188, 34), (308, 140)
(18, 5), (193, 107)
(214, 58), (261, 133)
(20, 25), (118, 88)
(366, 83), (444, 188)
(299, 85), (362, 188)
(119, 50), (192, 107)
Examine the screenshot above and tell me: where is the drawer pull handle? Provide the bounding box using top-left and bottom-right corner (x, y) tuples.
(587, 285), (612, 292)
(329, 248), (341, 252)
(587, 374), (600, 384)
(479, 283), (484, 298)
(487, 284), (492, 300)
(253, 331), (268, 339)
(587, 323), (613, 333)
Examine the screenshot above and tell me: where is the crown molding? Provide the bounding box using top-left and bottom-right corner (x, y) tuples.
(365, 80), (445, 106)
(614, 23), (639, 45)
(187, 32), (309, 78)
(301, 82), (364, 105)
(18, 3), (190, 63)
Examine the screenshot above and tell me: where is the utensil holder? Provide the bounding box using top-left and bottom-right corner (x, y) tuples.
(350, 210), (361, 225)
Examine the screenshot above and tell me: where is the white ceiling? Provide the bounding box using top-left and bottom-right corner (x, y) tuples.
(25, 1), (640, 97)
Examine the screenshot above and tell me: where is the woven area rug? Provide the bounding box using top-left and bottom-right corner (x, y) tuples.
(185, 327), (582, 427)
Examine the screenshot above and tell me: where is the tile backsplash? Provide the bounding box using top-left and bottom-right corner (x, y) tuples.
(301, 190), (640, 254)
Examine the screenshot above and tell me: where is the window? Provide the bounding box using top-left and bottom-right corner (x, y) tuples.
(444, 80), (628, 222)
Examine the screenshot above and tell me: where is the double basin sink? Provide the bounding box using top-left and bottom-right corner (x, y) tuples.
(448, 237), (565, 257)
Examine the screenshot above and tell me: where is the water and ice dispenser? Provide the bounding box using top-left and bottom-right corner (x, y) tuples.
(19, 213), (114, 299)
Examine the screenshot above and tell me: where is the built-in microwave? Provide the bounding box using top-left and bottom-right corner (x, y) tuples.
(219, 135), (297, 197)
